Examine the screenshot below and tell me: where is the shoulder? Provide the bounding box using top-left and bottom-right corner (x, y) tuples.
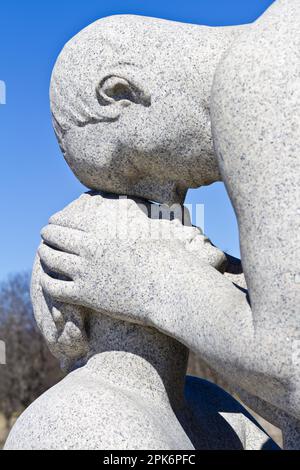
(5, 370), (193, 450)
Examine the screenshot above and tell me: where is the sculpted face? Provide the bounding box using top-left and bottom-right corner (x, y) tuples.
(51, 15), (234, 204)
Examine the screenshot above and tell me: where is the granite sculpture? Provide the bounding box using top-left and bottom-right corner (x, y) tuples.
(5, 0), (299, 450)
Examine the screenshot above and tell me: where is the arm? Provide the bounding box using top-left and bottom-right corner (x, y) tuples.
(211, 0), (300, 420)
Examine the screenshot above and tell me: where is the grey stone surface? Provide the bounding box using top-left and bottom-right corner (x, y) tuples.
(5, 2), (299, 449)
(211, 0), (300, 448)
(5, 361), (274, 450)
(50, 14), (244, 205)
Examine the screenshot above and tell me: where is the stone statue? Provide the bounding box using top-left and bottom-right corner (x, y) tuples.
(5, 0), (299, 449)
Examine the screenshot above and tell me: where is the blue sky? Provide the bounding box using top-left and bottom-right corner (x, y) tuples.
(0, 0), (274, 281)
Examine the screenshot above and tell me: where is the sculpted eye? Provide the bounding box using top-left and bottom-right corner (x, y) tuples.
(103, 77), (136, 102)
(97, 75), (151, 107)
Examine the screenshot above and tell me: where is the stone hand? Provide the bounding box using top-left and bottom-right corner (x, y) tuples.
(31, 254), (89, 371)
(37, 192), (226, 329)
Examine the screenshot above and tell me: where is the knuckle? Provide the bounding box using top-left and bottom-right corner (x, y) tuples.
(40, 226), (52, 242)
(40, 225), (48, 237)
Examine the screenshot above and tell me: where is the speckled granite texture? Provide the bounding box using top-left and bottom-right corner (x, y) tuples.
(211, 0), (300, 448)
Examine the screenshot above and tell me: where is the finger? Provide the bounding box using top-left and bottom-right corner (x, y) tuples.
(40, 271), (79, 304)
(42, 225), (99, 259)
(51, 304), (65, 329)
(38, 243), (81, 279)
(41, 225), (85, 256)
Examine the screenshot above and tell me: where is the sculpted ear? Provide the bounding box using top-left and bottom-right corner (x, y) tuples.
(96, 76), (151, 109)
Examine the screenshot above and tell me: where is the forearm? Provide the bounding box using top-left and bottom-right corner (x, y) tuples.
(150, 257), (252, 374)
(147, 254), (291, 409)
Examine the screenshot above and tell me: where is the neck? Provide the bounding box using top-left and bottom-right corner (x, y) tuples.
(85, 313), (189, 410)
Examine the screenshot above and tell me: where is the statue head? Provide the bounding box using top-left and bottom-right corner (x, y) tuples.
(50, 15), (233, 204)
